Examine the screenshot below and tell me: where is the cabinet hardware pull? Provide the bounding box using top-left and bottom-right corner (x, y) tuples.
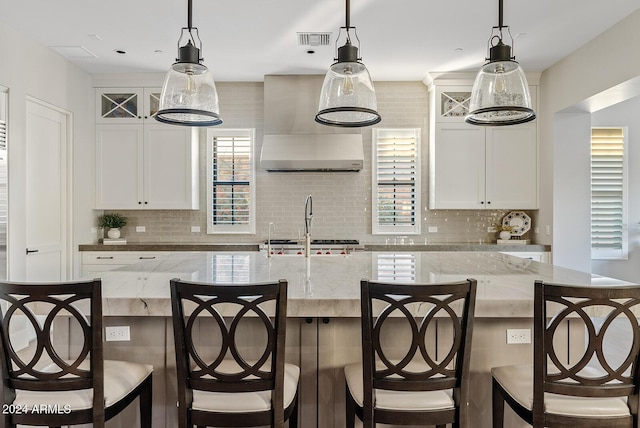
(305, 318), (313, 324)
(97, 256), (114, 260)
(25, 249), (39, 255)
(139, 256), (156, 260)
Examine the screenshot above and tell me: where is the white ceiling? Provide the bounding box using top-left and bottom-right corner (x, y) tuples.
(1, 0), (639, 81)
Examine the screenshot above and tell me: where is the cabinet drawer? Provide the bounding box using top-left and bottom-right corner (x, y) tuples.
(81, 251), (169, 265)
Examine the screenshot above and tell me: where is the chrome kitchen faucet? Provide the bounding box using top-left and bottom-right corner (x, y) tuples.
(304, 195), (313, 257)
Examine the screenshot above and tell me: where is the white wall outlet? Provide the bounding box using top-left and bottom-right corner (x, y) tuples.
(546, 225), (551, 236)
(534, 227), (539, 234)
(428, 226), (438, 233)
(105, 326), (130, 342)
(136, 226), (146, 233)
(191, 226), (201, 233)
(506, 328), (531, 344)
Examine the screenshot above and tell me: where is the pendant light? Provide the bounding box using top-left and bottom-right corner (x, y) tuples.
(315, 0), (381, 127)
(155, 0), (222, 127)
(465, 0), (535, 126)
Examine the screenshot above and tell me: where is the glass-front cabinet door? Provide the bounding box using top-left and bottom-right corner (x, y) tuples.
(144, 89), (161, 120)
(435, 86), (472, 122)
(96, 88), (144, 123)
(95, 88), (162, 123)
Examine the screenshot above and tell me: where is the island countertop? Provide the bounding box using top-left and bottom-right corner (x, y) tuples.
(90, 251), (630, 318)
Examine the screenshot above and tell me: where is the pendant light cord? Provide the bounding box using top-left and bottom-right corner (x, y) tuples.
(498, 0), (503, 29)
(187, 0), (193, 30)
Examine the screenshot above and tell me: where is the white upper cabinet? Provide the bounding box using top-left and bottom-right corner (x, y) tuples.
(95, 85), (199, 210)
(429, 82), (538, 210)
(485, 125), (538, 209)
(95, 88), (161, 124)
(95, 124), (198, 209)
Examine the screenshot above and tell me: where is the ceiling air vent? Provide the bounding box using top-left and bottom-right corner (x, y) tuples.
(297, 33), (332, 47)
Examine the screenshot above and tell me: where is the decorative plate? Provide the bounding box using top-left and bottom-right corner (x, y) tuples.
(502, 211), (531, 237)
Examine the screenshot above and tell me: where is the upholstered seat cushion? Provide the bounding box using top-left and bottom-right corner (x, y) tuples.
(192, 363), (300, 413)
(492, 364), (631, 417)
(13, 360), (153, 411)
(344, 363), (455, 411)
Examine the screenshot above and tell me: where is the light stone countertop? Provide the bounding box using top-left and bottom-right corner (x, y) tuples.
(87, 251), (632, 318)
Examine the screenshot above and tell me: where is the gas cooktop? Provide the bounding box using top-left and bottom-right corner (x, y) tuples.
(266, 239), (359, 245)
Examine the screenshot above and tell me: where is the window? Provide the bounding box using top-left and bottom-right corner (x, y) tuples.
(591, 127), (628, 260)
(372, 128), (421, 235)
(206, 129), (255, 234)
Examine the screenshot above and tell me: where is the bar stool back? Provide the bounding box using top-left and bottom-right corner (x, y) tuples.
(345, 278), (477, 428)
(492, 280), (640, 427)
(0, 279), (153, 428)
(170, 278), (299, 428)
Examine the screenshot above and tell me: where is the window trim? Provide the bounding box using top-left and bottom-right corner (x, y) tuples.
(372, 128), (421, 235)
(591, 126), (628, 260)
(206, 128), (256, 235)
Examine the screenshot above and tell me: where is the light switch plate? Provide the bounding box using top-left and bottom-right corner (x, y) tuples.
(428, 226), (438, 233)
(136, 226), (145, 233)
(191, 226), (201, 233)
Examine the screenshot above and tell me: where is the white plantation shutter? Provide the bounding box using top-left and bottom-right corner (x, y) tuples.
(373, 129), (421, 234)
(0, 90), (7, 248)
(206, 129), (256, 234)
(591, 127), (627, 259)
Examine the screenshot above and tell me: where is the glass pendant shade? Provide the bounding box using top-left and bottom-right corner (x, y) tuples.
(315, 0), (381, 128)
(465, 58), (535, 126)
(156, 61), (222, 127)
(466, 0), (535, 126)
(316, 60), (380, 127)
(155, 0), (222, 127)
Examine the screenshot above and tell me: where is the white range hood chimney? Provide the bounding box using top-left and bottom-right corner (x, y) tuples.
(260, 75), (364, 172)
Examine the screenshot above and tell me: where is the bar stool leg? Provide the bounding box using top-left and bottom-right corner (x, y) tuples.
(492, 378), (505, 428)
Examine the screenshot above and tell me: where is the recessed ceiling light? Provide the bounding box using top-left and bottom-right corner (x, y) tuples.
(154, 49), (164, 54)
(114, 49), (126, 55)
(454, 47), (464, 52)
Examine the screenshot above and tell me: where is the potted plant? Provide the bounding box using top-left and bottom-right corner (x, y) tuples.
(98, 213), (128, 239)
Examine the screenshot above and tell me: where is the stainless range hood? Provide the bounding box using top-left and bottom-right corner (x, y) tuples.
(260, 75), (364, 172)
(260, 134), (363, 171)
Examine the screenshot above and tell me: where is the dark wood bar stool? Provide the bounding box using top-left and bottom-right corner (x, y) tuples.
(344, 278), (477, 428)
(170, 278), (299, 428)
(492, 280), (640, 427)
(0, 279), (153, 428)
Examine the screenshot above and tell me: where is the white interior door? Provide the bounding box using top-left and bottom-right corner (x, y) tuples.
(25, 99), (69, 281)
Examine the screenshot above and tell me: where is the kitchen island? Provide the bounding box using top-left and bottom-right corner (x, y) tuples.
(83, 251), (630, 428)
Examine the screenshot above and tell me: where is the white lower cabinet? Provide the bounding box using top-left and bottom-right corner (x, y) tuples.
(95, 124), (199, 209)
(500, 251), (550, 263)
(81, 251), (170, 277)
(429, 122), (538, 209)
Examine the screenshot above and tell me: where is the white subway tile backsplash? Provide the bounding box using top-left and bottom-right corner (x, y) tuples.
(105, 81), (532, 245)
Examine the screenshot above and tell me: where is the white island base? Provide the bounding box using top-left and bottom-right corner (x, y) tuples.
(65, 251), (629, 428)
